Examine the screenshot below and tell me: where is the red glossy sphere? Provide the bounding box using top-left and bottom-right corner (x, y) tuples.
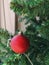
(10, 34), (30, 54)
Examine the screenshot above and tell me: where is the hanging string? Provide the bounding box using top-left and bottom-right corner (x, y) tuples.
(24, 53), (33, 65)
(2, 0), (6, 30)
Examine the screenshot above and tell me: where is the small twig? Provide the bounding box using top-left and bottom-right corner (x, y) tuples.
(24, 53), (33, 65)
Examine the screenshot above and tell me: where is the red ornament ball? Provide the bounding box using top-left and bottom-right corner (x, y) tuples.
(10, 34), (30, 54)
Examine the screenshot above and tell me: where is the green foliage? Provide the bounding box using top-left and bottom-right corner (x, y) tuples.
(37, 20), (49, 40)
(10, 0), (43, 16)
(0, 29), (22, 65)
(44, 52), (49, 65)
(0, 0), (49, 65)
(10, 0), (49, 65)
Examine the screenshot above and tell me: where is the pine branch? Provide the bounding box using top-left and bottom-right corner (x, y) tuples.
(10, 1), (44, 10)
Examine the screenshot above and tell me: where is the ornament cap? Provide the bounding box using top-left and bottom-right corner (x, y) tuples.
(18, 31), (23, 35)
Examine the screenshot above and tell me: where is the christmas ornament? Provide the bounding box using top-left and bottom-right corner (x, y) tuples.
(10, 32), (30, 54)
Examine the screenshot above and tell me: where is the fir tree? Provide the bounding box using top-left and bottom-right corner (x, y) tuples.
(0, 0), (49, 65)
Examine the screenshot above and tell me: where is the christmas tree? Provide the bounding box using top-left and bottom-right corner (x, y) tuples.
(0, 0), (49, 65)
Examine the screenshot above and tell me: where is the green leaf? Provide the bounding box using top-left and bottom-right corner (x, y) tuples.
(18, 56), (27, 65)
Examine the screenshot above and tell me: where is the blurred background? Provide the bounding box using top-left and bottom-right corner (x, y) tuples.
(0, 0), (15, 34)
(0, 0), (27, 35)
